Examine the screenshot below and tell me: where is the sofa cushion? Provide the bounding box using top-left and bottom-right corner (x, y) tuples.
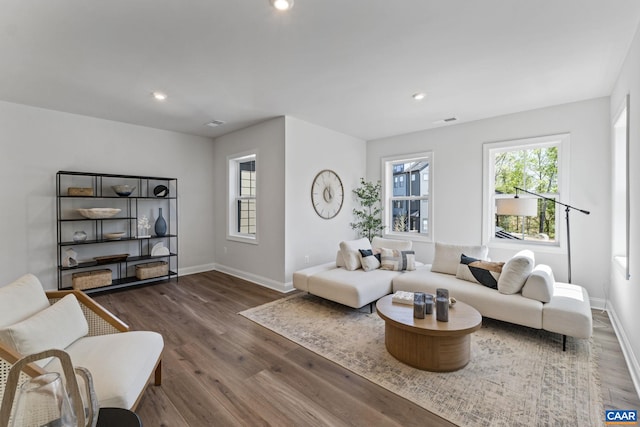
(307, 267), (398, 308)
(522, 264), (554, 302)
(44, 331), (164, 409)
(431, 242), (489, 275)
(0, 294), (88, 367)
(380, 248), (416, 271)
(0, 274), (50, 328)
(542, 283), (592, 339)
(339, 238), (372, 271)
(393, 266), (543, 329)
(358, 249), (381, 272)
(497, 250), (535, 295)
(456, 254), (504, 289)
(371, 237), (412, 251)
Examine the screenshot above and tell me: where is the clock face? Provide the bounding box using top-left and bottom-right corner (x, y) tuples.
(311, 169), (344, 219)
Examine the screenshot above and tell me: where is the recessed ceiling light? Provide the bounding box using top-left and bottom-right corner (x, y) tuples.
(270, 0), (294, 11)
(412, 92), (426, 101)
(152, 91), (167, 101)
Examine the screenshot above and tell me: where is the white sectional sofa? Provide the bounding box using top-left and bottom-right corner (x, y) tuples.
(293, 236), (417, 309)
(0, 274), (163, 410)
(294, 240), (593, 349)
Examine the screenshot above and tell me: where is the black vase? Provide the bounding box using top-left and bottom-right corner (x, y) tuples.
(155, 208), (167, 236)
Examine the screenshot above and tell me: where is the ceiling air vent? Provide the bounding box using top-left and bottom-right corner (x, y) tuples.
(433, 117), (458, 125)
(205, 120), (226, 128)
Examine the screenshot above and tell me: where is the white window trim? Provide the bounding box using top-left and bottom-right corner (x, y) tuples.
(381, 151), (434, 243)
(612, 94), (630, 280)
(482, 133), (570, 253)
(227, 150), (259, 244)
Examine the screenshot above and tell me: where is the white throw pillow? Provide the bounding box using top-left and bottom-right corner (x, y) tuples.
(335, 250), (346, 268)
(339, 238), (372, 271)
(431, 242), (489, 275)
(0, 294), (89, 366)
(371, 237), (412, 252)
(0, 274), (50, 328)
(522, 264), (555, 302)
(497, 250), (535, 295)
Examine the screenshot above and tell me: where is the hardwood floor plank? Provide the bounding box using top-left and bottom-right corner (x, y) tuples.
(92, 271), (639, 426)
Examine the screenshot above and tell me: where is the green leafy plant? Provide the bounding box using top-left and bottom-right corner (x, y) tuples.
(350, 178), (385, 241)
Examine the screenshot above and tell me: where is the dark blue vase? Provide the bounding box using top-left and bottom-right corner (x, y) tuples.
(155, 208), (167, 236)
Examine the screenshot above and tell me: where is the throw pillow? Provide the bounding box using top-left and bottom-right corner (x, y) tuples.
(0, 273), (50, 328)
(335, 250), (346, 268)
(0, 294), (89, 367)
(497, 250), (535, 294)
(339, 238), (372, 271)
(521, 264), (555, 302)
(431, 242), (489, 275)
(380, 248), (416, 271)
(358, 249), (381, 272)
(456, 254), (504, 289)
(371, 237), (412, 252)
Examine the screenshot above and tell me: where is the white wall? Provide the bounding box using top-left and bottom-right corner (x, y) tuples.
(367, 97), (611, 307)
(212, 117), (287, 290)
(284, 117), (366, 285)
(0, 100), (216, 290)
(609, 24), (640, 396)
(211, 116), (366, 292)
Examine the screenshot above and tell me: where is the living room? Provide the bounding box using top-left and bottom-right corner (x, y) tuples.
(1, 1), (639, 425)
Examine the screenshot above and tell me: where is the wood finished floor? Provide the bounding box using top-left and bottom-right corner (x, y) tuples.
(93, 271), (640, 426)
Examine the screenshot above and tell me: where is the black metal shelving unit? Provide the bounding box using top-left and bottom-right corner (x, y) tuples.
(56, 171), (178, 293)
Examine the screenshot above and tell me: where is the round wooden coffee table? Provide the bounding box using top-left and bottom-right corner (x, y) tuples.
(376, 294), (482, 372)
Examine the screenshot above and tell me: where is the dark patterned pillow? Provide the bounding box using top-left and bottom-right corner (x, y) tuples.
(358, 249), (381, 272)
(455, 254), (504, 289)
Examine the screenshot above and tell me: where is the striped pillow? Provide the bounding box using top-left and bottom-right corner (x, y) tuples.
(380, 248), (416, 271)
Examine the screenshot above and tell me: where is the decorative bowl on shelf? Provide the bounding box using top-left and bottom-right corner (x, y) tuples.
(103, 231), (125, 240)
(94, 254), (129, 264)
(153, 185), (169, 198)
(111, 185), (136, 197)
(76, 208), (121, 219)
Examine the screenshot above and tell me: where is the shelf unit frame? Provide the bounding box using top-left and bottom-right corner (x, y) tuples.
(56, 171), (178, 293)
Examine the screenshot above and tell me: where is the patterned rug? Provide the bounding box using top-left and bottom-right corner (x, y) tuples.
(240, 293), (603, 427)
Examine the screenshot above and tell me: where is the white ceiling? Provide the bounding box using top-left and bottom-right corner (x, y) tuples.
(2, 1), (639, 141)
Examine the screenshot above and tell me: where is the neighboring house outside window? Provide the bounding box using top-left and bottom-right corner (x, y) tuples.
(382, 152), (433, 241)
(482, 134), (569, 249)
(228, 151), (257, 243)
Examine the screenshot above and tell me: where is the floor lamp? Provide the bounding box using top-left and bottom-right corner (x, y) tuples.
(510, 187), (590, 283)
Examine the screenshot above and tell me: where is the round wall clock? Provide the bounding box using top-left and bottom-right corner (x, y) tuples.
(311, 169), (344, 219)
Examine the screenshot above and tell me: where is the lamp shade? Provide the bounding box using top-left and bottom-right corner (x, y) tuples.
(496, 197), (537, 216)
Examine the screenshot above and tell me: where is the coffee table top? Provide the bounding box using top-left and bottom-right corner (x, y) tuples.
(376, 294), (482, 337)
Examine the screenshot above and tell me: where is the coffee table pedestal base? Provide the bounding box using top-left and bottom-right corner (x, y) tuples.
(385, 323), (471, 372)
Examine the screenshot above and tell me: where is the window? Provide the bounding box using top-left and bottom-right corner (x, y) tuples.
(613, 95), (630, 279)
(482, 134), (569, 248)
(382, 152), (433, 240)
(228, 151), (257, 242)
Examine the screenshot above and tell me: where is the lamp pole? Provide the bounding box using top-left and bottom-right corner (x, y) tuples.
(514, 187), (590, 283)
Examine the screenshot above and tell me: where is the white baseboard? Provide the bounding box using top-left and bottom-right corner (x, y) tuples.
(178, 263), (217, 277)
(213, 263), (293, 293)
(590, 297), (606, 311)
(607, 305), (640, 400)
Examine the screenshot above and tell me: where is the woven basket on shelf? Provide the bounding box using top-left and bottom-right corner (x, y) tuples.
(72, 269), (112, 290)
(135, 261), (168, 280)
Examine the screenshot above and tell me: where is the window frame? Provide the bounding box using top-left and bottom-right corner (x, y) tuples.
(381, 151), (434, 242)
(227, 150), (258, 244)
(612, 94), (630, 280)
(482, 133), (570, 252)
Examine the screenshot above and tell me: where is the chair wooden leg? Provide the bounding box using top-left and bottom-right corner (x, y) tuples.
(154, 359), (162, 386)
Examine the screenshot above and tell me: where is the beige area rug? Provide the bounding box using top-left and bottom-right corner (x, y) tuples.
(240, 293), (603, 427)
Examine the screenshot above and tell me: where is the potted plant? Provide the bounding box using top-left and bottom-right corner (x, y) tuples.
(350, 178), (385, 241)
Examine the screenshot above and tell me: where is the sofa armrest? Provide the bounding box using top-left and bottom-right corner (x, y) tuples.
(46, 290), (129, 336)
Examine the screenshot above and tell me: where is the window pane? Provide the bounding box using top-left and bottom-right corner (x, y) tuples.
(239, 160), (256, 197)
(237, 199), (256, 234)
